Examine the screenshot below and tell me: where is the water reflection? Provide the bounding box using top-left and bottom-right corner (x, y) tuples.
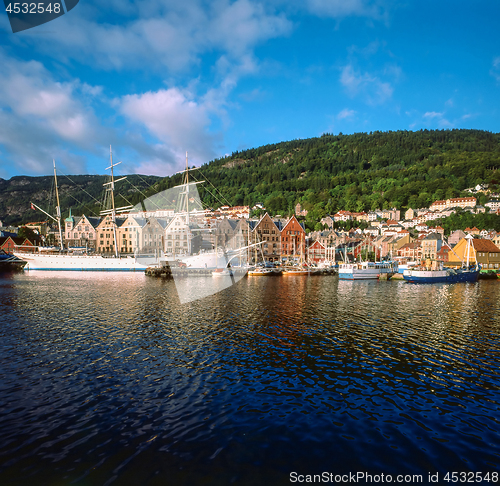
(1, 274), (500, 484)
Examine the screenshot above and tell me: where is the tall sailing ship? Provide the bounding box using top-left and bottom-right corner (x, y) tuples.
(14, 149), (159, 271)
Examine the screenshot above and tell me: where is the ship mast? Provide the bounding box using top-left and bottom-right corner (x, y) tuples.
(175, 152), (204, 256)
(53, 160), (64, 250)
(109, 146), (118, 257)
(101, 146), (133, 258)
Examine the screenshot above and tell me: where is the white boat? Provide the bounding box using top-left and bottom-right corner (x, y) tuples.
(17, 250), (158, 271)
(338, 261), (397, 280)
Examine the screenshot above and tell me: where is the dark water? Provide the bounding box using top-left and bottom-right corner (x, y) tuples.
(1, 272), (499, 485)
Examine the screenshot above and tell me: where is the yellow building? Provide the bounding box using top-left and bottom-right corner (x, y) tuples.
(447, 238), (500, 269)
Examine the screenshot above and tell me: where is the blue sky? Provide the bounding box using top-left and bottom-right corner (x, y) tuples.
(0, 0), (499, 179)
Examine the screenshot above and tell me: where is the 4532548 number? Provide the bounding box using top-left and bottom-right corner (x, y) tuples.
(5, 3), (61, 14)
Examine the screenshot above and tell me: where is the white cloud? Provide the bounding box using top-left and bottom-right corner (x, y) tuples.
(305, 0), (386, 19)
(0, 52), (108, 175)
(14, 0), (292, 74)
(411, 110), (452, 129)
(423, 111), (444, 119)
(340, 64), (394, 105)
(337, 108), (356, 120)
(120, 87), (223, 174)
(491, 57), (500, 83)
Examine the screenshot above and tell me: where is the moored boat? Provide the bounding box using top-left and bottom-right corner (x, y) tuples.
(282, 268), (309, 276)
(404, 235), (481, 284)
(0, 250), (27, 272)
(338, 261), (397, 280)
(403, 262), (480, 283)
(248, 267), (275, 276)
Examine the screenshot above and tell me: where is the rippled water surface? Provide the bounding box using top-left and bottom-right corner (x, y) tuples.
(1, 272), (500, 485)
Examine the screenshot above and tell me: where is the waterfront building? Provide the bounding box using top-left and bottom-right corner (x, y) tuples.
(137, 217), (166, 255)
(436, 243), (451, 263)
(96, 215), (125, 254)
(307, 240), (327, 263)
(280, 215), (306, 263)
(251, 213), (282, 262)
(397, 241), (422, 260)
(421, 233), (443, 260)
(447, 238), (500, 270)
(0, 236), (35, 254)
(164, 214), (202, 257)
(65, 213), (100, 250)
(118, 214), (146, 254)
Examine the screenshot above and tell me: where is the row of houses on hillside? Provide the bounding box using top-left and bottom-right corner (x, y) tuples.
(319, 196), (498, 231)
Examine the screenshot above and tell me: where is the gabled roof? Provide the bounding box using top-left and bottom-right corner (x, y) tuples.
(472, 239), (500, 252)
(423, 233), (442, 241)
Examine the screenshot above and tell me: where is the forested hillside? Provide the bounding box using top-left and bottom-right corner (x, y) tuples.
(152, 129), (500, 221)
(0, 174), (161, 226)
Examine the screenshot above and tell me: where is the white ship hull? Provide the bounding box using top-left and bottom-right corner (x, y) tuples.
(14, 251), (159, 271)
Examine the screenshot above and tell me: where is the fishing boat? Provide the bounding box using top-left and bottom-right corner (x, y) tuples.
(403, 235), (480, 284)
(338, 261), (397, 280)
(0, 250), (27, 272)
(13, 151), (159, 271)
(403, 261), (480, 283)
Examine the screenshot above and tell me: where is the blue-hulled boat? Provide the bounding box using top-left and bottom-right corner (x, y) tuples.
(0, 250), (27, 272)
(403, 262), (480, 283)
(403, 234), (480, 284)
